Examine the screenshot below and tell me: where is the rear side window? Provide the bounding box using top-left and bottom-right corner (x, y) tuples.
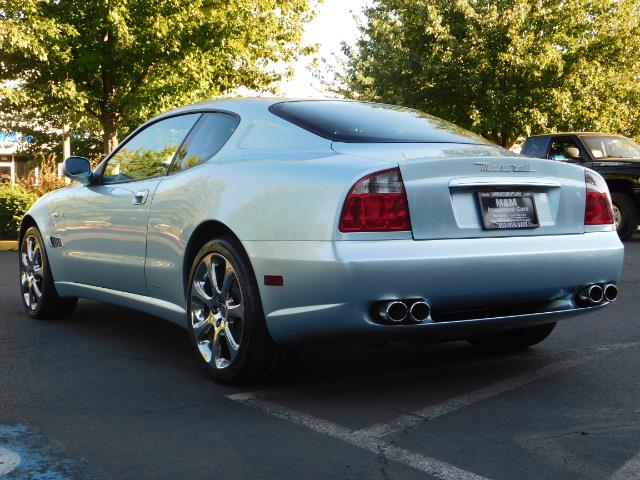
(269, 100), (489, 144)
(521, 137), (549, 158)
(169, 112), (239, 173)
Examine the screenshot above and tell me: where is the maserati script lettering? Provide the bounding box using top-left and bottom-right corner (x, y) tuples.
(475, 162), (536, 173)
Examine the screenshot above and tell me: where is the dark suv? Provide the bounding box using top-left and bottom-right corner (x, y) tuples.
(521, 133), (640, 240)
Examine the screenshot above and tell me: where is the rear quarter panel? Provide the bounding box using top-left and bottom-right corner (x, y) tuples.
(144, 151), (391, 309)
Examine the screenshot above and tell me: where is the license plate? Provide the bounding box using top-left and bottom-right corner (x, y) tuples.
(478, 191), (539, 230)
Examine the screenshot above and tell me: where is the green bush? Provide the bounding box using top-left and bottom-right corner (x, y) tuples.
(0, 185), (39, 239)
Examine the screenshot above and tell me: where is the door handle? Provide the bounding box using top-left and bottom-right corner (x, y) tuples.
(132, 189), (149, 205)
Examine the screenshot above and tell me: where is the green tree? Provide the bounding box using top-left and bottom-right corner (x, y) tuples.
(339, 0), (640, 147)
(1, 0), (316, 154)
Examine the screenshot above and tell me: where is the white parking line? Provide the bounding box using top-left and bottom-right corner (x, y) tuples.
(228, 393), (492, 480)
(228, 341), (640, 480)
(0, 447), (21, 475)
(359, 341), (640, 438)
(358, 355), (595, 438)
(610, 451), (640, 480)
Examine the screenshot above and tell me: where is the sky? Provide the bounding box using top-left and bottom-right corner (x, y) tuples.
(277, 0), (371, 98)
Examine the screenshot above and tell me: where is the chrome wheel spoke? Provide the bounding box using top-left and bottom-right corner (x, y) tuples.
(31, 280), (42, 300)
(194, 321), (215, 363)
(227, 302), (244, 321)
(193, 281), (212, 305)
(192, 310), (211, 336)
(224, 324), (240, 362)
(211, 327), (224, 366)
(28, 284), (36, 307)
(221, 267), (236, 298)
(26, 237), (34, 263)
(208, 255), (222, 294)
(32, 248), (41, 268)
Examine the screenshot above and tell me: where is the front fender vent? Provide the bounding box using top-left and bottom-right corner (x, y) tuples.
(49, 236), (63, 248)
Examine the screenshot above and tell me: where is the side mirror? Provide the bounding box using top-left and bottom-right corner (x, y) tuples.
(63, 156), (93, 185)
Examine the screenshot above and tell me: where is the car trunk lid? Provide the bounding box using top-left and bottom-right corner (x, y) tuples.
(332, 142), (587, 240)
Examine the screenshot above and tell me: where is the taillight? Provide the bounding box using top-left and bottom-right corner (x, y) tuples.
(339, 168), (411, 232)
(584, 169), (614, 225)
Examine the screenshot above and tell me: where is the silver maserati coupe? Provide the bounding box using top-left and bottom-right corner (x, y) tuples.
(19, 99), (624, 383)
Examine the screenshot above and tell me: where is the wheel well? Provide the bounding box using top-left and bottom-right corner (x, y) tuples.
(18, 215), (36, 245)
(183, 220), (249, 297)
(606, 179), (635, 196)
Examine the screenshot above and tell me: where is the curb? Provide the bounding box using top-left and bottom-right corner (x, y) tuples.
(0, 240), (18, 252)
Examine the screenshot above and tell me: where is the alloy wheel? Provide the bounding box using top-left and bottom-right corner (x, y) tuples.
(20, 235), (44, 311)
(190, 253), (244, 369)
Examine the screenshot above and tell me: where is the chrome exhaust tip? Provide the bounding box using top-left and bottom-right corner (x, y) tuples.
(578, 284), (604, 305)
(604, 284), (618, 302)
(380, 301), (408, 323)
(409, 301), (431, 323)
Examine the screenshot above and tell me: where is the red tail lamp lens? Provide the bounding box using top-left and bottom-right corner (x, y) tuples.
(339, 168), (411, 232)
(584, 170), (614, 225)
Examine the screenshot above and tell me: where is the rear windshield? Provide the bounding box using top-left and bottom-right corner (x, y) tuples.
(269, 100), (489, 144)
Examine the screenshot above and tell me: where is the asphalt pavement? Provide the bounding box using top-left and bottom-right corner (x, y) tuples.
(0, 240), (639, 480)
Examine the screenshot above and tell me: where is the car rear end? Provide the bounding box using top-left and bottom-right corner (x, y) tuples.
(259, 101), (624, 344)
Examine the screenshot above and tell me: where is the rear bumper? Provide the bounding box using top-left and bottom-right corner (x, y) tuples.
(244, 232), (624, 344)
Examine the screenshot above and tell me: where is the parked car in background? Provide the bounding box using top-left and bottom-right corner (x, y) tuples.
(19, 100), (624, 383)
(521, 133), (640, 240)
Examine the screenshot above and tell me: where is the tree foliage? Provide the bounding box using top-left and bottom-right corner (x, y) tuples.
(0, 184), (38, 238)
(0, 0), (315, 154)
(339, 0), (640, 147)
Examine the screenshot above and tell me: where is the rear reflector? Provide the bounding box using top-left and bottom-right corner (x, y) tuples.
(264, 275), (284, 286)
(584, 169), (614, 225)
(339, 168), (411, 232)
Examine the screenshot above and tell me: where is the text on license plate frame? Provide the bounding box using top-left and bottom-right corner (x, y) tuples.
(477, 190), (539, 230)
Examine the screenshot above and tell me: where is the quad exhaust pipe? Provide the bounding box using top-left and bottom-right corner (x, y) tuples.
(604, 284), (618, 302)
(577, 283), (618, 306)
(578, 284), (604, 305)
(380, 301), (409, 323)
(409, 301), (431, 322)
(379, 300), (431, 323)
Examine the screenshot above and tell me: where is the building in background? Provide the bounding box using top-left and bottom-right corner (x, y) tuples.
(0, 132), (30, 186)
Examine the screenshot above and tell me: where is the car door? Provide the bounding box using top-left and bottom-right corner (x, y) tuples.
(63, 113), (201, 294)
(145, 112), (240, 307)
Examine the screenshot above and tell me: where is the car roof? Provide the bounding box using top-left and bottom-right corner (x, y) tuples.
(528, 132), (628, 138)
(149, 97), (295, 121)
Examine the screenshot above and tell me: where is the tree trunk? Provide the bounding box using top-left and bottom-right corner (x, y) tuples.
(62, 123), (71, 159)
(101, 110), (118, 154)
(100, 29), (118, 155)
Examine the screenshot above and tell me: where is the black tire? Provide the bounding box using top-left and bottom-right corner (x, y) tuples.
(611, 192), (639, 241)
(469, 322), (556, 353)
(18, 226), (77, 319)
(186, 237), (285, 384)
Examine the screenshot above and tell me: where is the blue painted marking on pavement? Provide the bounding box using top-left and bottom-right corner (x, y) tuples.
(0, 424), (76, 479)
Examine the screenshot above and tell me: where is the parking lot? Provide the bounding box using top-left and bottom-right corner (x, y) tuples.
(0, 240), (639, 480)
